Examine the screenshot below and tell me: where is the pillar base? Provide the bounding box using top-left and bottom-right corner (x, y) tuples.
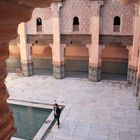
(127, 68), (137, 85)
(138, 95), (140, 110)
(88, 66), (101, 82)
(132, 69), (137, 86)
(137, 79), (140, 110)
(53, 64), (65, 79)
(127, 68), (132, 83)
(21, 62), (33, 76)
(134, 77), (140, 96)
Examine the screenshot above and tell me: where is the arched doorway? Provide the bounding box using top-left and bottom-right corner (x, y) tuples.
(6, 41), (21, 73)
(32, 45), (53, 75)
(101, 45), (128, 80)
(64, 44), (89, 78)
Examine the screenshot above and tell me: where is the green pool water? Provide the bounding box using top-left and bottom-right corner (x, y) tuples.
(10, 104), (52, 140)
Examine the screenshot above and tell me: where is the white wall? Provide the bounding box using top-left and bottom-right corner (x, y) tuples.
(26, 8), (53, 34)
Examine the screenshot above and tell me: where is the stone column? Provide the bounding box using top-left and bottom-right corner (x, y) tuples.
(88, 0), (103, 82)
(130, 4), (140, 86)
(131, 3), (140, 110)
(18, 23), (33, 76)
(51, 2), (65, 79)
(132, 4), (140, 97)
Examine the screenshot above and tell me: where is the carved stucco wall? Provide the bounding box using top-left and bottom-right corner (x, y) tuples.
(26, 0), (92, 34)
(100, 0), (135, 35)
(22, 0), (135, 35)
(60, 0), (92, 34)
(26, 8), (53, 34)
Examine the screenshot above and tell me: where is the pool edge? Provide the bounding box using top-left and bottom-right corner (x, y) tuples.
(8, 99), (64, 140)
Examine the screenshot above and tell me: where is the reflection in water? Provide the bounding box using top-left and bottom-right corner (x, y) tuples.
(17, 112), (21, 122)
(10, 104), (52, 140)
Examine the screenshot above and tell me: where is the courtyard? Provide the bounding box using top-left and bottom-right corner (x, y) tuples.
(6, 73), (140, 140)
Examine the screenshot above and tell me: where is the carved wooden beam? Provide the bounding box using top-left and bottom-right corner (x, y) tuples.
(118, 0), (139, 5)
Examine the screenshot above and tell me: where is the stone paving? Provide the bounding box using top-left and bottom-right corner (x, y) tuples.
(6, 73), (140, 140)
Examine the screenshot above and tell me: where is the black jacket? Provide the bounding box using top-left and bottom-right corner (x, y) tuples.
(54, 107), (61, 118)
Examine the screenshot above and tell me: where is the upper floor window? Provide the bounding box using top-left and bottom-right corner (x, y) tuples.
(73, 17), (79, 32)
(36, 18), (42, 32)
(113, 16), (121, 32)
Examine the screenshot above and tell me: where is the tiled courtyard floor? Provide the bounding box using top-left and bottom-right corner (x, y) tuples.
(6, 73), (140, 140)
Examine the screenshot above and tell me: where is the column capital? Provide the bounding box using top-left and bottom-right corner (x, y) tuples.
(61, 44), (67, 48)
(49, 44), (66, 48)
(86, 44), (91, 49)
(51, 2), (62, 17)
(90, 0), (103, 16)
(126, 46), (132, 51)
(49, 44), (53, 48)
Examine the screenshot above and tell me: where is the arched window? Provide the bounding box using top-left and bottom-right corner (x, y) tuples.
(113, 16), (121, 32)
(73, 17), (79, 31)
(36, 18), (42, 32)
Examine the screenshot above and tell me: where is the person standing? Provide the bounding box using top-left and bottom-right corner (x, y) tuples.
(54, 103), (61, 128)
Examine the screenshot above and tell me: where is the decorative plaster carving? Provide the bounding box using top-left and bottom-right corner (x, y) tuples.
(60, 0), (91, 33)
(51, 2), (62, 17)
(90, 1), (104, 16)
(100, 0), (135, 35)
